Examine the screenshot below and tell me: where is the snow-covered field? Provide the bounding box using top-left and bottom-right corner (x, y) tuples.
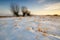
(0, 16), (60, 40)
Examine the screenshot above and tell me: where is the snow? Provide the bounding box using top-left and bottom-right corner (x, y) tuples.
(0, 16), (60, 40)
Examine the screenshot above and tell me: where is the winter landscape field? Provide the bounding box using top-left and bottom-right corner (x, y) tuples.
(0, 15), (60, 40)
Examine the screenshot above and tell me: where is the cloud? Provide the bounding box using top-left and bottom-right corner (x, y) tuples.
(37, 0), (60, 4)
(37, 0), (45, 3)
(31, 2), (60, 15)
(41, 3), (60, 10)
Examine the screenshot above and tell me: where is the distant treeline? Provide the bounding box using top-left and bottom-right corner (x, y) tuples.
(47, 14), (60, 16)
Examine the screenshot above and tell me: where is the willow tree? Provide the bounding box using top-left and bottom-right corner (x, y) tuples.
(21, 6), (30, 16)
(11, 4), (19, 17)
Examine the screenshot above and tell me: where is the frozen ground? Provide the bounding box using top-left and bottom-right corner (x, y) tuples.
(0, 16), (60, 40)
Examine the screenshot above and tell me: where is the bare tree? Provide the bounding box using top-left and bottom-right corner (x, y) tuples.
(11, 4), (19, 17)
(21, 6), (30, 16)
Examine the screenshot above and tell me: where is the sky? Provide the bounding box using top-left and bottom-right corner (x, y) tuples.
(0, 0), (60, 16)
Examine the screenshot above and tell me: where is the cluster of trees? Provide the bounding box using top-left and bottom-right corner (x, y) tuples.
(11, 4), (31, 17)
